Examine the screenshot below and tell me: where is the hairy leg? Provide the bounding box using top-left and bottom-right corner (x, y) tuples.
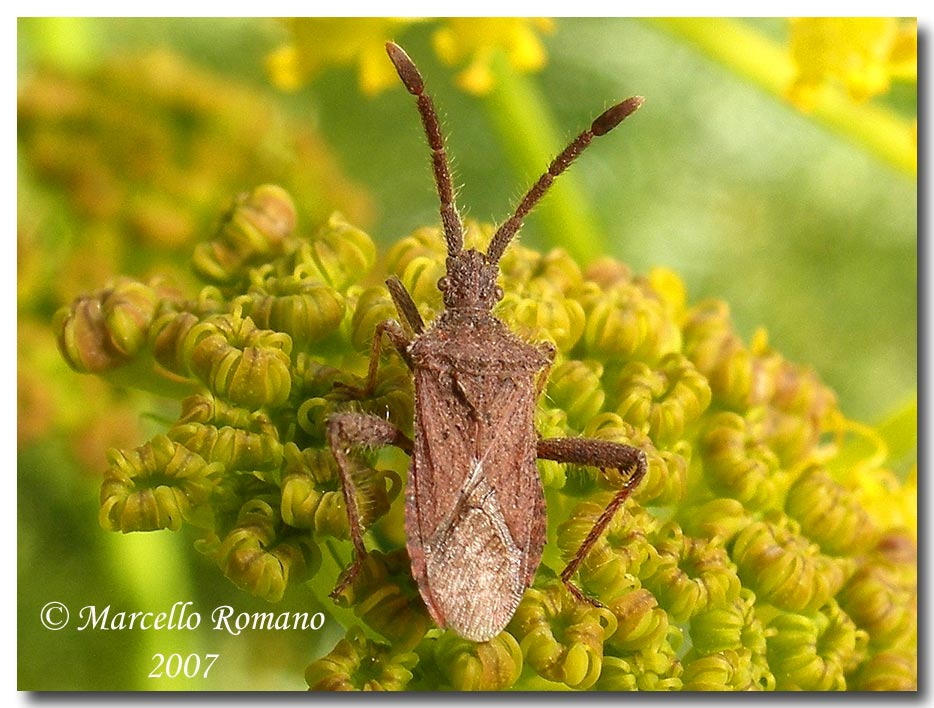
(326, 412), (413, 597)
(536, 437), (647, 604)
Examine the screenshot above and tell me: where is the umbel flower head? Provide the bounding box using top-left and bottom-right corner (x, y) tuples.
(56, 185), (916, 691)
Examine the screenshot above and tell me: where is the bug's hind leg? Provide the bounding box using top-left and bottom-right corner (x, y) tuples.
(536, 437), (647, 605)
(326, 412), (413, 598)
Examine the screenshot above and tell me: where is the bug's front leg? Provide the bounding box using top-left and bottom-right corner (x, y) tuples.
(326, 412), (413, 597)
(337, 276), (420, 398)
(335, 318), (411, 400)
(536, 437), (647, 605)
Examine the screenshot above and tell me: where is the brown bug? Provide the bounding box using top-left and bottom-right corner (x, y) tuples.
(326, 41), (647, 642)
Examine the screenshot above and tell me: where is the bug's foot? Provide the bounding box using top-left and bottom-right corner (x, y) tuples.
(329, 561), (363, 601)
(563, 579), (605, 608)
(331, 380), (371, 400)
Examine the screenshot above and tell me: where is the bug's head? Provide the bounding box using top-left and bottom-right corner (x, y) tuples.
(440, 248), (503, 312)
(385, 41), (643, 313)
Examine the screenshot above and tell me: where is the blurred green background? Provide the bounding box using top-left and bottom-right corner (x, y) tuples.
(17, 18), (916, 690)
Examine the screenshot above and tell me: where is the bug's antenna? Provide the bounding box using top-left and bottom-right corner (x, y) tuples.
(386, 41), (464, 257)
(486, 96), (645, 265)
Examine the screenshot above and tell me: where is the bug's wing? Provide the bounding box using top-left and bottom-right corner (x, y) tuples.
(406, 367), (545, 641)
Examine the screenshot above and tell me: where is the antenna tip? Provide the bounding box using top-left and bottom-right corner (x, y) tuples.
(592, 96), (645, 136)
(385, 41), (423, 95)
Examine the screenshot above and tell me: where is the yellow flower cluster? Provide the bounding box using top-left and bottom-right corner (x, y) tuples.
(267, 18), (554, 96)
(18, 50), (373, 462)
(787, 17), (917, 110)
(56, 186), (916, 690)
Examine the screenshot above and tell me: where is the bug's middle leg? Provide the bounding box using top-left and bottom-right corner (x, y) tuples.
(536, 437), (647, 605)
(326, 412), (413, 598)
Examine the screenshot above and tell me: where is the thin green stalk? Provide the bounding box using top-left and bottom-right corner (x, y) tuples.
(647, 18), (916, 176)
(102, 531), (203, 689)
(876, 396), (917, 477)
(483, 52), (607, 264)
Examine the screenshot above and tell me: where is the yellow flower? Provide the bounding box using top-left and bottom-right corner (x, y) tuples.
(433, 18), (555, 95)
(787, 17), (917, 110)
(267, 18), (555, 97)
(267, 18), (422, 95)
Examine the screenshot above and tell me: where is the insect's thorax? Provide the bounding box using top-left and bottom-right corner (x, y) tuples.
(409, 310), (551, 375)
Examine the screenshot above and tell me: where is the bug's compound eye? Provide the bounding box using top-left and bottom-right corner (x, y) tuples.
(437, 276), (449, 292)
(494, 286), (504, 302)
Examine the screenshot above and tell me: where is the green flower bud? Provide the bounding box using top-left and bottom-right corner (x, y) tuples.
(689, 600), (746, 655)
(289, 213), (377, 292)
(837, 543), (916, 652)
(384, 226), (447, 314)
(56, 294), (123, 374)
(645, 267), (687, 318)
(500, 245), (584, 294)
(641, 523), (742, 624)
(559, 497), (658, 599)
(329, 550), (430, 651)
(785, 466), (879, 556)
(534, 406), (569, 489)
(431, 630), (523, 690)
(150, 310), (201, 379)
(168, 421), (284, 477)
(193, 185), (296, 286)
(234, 276), (345, 349)
(595, 643), (683, 691)
(177, 393), (277, 434)
(55, 278), (163, 372)
(546, 359), (605, 431)
(732, 516), (853, 614)
(399, 255), (447, 315)
(688, 588), (768, 667)
(280, 444), (342, 535)
(605, 588), (670, 653)
(682, 304), (783, 411)
(509, 582), (617, 689)
(591, 656), (639, 691)
(350, 286), (398, 351)
(215, 499), (319, 602)
(279, 444), (400, 538)
(305, 626), (418, 691)
(582, 280), (681, 362)
(100, 434), (220, 532)
(701, 411), (781, 510)
(184, 313), (292, 410)
(766, 601), (868, 691)
(582, 256), (632, 291)
(605, 354), (711, 446)
(850, 650), (917, 691)
(498, 283), (586, 352)
(681, 649), (773, 691)
(771, 359), (838, 423)
(291, 353), (345, 399)
(384, 225), (448, 271)
(679, 498), (751, 545)
(105, 280), (165, 356)
(295, 397), (332, 444)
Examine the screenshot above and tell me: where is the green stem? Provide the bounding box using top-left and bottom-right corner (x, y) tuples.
(483, 52), (607, 263)
(102, 531), (202, 689)
(646, 18), (916, 176)
(875, 396), (917, 477)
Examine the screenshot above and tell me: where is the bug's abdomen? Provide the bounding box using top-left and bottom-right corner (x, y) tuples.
(405, 366), (546, 641)
(417, 459), (527, 641)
